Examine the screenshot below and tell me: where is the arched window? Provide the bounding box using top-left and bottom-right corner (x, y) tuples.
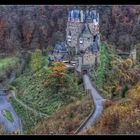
(68, 31), (72, 42)
(69, 31), (71, 36)
(93, 35), (97, 41)
(79, 38), (83, 44)
(88, 37), (90, 41)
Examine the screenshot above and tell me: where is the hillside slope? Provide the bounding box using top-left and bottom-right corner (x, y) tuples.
(84, 82), (140, 134)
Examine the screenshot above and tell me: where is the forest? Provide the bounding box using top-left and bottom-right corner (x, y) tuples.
(1, 5), (140, 55)
(0, 5), (140, 135)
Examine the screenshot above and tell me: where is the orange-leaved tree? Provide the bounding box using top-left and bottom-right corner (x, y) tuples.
(43, 62), (67, 91)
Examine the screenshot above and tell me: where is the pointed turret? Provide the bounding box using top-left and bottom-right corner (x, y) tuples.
(68, 11), (71, 22)
(97, 13), (99, 23)
(92, 10), (97, 19)
(74, 9), (80, 22)
(93, 18), (98, 26)
(71, 10), (74, 22)
(85, 9), (92, 22)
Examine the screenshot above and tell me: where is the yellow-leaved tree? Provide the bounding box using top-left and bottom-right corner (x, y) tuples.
(43, 62), (67, 88)
(31, 49), (42, 72)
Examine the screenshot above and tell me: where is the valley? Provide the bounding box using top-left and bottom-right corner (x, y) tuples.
(0, 5), (140, 135)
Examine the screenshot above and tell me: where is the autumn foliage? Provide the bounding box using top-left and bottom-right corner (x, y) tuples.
(32, 95), (92, 134)
(43, 62), (67, 88)
(49, 62), (66, 79)
(31, 49), (42, 72)
(84, 83), (140, 134)
(101, 48), (140, 99)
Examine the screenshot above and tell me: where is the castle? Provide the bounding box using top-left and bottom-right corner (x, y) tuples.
(66, 8), (100, 67)
(49, 8), (100, 67)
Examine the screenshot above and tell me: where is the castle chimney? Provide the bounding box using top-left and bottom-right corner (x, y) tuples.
(71, 10), (74, 22)
(68, 11), (71, 22)
(80, 10), (84, 22)
(97, 13), (99, 23)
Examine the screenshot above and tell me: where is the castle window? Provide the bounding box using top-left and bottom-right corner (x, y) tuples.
(69, 31), (71, 36)
(87, 38), (90, 41)
(93, 35), (97, 41)
(68, 38), (71, 42)
(79, 38), (83, 44)
(68, 31), (72, 41)
(68, 35), (72, 39)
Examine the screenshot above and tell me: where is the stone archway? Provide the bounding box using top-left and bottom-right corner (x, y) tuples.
(82, 69), (88, 75)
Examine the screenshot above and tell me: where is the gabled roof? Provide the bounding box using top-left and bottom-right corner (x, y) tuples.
(83, 24), (91, 34)
(53, 42), (68, 53)
(91, 41), (99, 52)
(80, 24), (92, 37)
(84, 41), (99, 54)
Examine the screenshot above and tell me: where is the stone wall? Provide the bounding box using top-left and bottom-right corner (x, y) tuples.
(83, 52), (96, 66)
(82, 52), (100, 67)
(79, 34), (93, 51)
(66, 22), (84, 51)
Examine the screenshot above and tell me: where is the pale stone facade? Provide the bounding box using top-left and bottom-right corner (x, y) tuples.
(82, 46), (100, 67)
(66, 8), (100, 67)
(83, 52), (96, 67)
(66, 22), (84, 49)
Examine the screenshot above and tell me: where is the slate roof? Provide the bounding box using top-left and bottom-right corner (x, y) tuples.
(68, 9), (99, 23)
(85, 41), (99, 54)
(53, 42), (68, 53)
(91, 41), (99, 53)
(80, 24), (92, 37)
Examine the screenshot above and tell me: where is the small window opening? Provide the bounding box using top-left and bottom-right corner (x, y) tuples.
(93, 35), (97, 41)
(69, 31), (71, 36)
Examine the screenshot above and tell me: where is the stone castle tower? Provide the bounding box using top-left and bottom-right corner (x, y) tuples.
(66, 8), (100, 67)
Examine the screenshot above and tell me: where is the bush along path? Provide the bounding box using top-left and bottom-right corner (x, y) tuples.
(75, 56), (105, 134)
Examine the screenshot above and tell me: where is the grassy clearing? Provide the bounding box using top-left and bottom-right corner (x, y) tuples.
(0, 57), (19, 79)
(9, 68), (61, 133)
(10, 97), (43, 134)
(2, 110), (14, 123)
(11, 69), (64, 115)
(10, 61), (86, 133)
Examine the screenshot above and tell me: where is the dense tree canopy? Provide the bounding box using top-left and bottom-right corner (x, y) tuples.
(0, 5), (140, 55)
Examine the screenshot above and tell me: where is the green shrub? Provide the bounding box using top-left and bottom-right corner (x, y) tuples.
(30, 49), (42, 72)
(0, 57), (18, 80)
(111, 87), (116, 98)
(121, 84), (128, 98)
(2, 110), (14, 123)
